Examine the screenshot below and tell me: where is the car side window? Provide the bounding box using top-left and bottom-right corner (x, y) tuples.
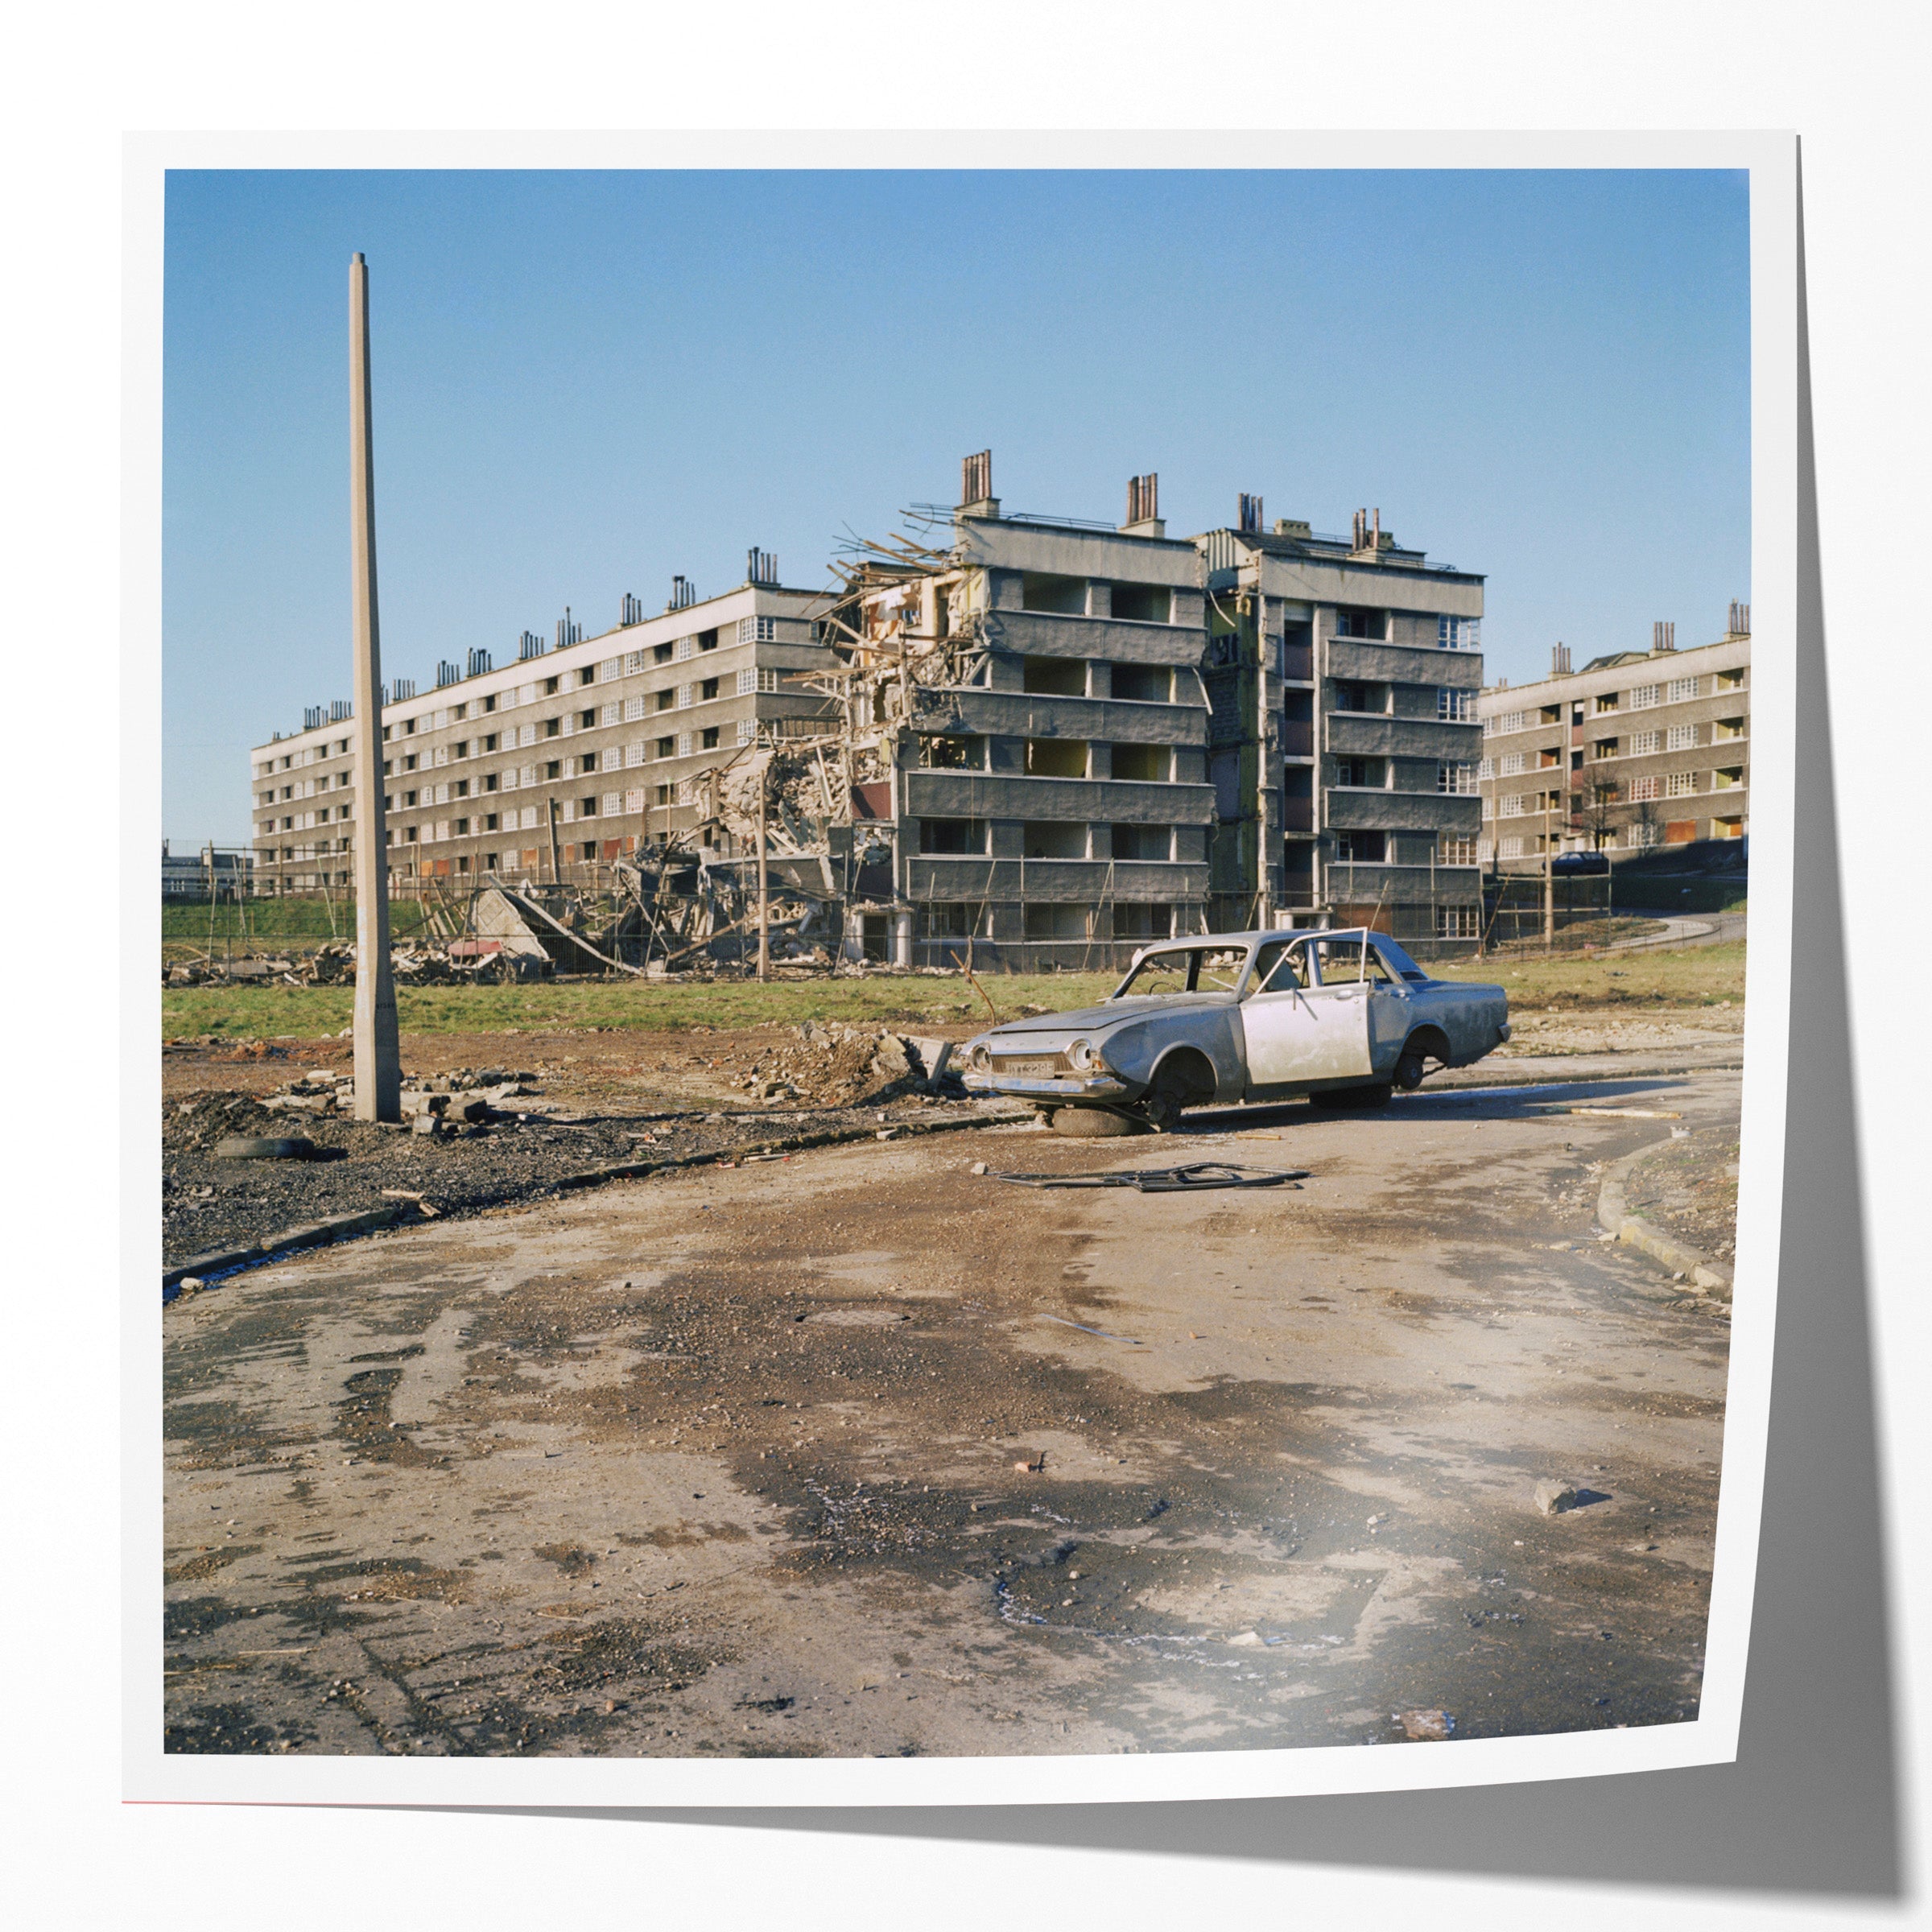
(1251, 941), (1308, 993)
(1364, 947), (1398, 988)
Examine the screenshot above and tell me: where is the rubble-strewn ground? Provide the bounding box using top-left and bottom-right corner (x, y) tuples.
(161, 1060), (1740, 1761)
(1622, 1133), (1743, 1266)
(162, 1026), (995, 1270)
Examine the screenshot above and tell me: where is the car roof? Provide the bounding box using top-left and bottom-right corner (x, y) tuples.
(1137, 929), (1382, 948)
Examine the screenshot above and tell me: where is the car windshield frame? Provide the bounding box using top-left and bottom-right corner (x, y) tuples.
(1112, 943), (1256, 1000)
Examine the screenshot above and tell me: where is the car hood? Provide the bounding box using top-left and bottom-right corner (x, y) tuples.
(983, 992), (1237, 1040)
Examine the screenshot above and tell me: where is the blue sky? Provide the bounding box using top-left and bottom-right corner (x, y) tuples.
(163, 167), (1749, 846)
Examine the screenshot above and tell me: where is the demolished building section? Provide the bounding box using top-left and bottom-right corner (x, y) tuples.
(248, 452), (1487, 971)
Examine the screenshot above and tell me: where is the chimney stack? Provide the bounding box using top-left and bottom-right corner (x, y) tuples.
(1551, 642), (1572, 677)
(959, 450), (996, 516)
(1653, 620), (1676, 653)
(1123, 473), (1162, 536)
(1728, 600), (1751, 638)
(1238, 493), (1264, 534)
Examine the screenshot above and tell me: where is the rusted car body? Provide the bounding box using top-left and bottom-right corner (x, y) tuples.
(959, 929), (1509, 1129)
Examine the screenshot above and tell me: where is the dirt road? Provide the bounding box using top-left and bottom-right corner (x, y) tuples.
(162, 1065), (1736, 1760)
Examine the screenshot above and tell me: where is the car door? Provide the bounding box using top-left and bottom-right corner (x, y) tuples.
(1238, 937), (1374, 1092)
(1362, 940), (1416, 1074)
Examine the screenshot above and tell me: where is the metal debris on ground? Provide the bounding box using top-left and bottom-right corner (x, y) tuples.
(979, 1162), (1308, 1192)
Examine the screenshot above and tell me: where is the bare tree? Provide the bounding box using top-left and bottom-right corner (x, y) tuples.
(1582, 778), (1620, 852)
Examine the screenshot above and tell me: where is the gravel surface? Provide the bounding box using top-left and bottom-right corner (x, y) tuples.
(1622, 1129), (1741, 1265)
(160, 1027), (1000, 1271)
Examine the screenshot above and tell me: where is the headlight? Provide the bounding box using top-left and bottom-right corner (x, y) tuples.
(1067, 1038), (1096, 1071)
(968, 1042), (992, 1071)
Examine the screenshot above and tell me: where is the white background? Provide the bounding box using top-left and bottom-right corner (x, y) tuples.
(6, 2), (1926, 1925)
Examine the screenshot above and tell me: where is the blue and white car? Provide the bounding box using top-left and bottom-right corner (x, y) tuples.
(959, 929), (1509, 1133)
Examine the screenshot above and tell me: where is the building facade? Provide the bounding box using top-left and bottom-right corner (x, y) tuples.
(888, 472), (1216, 960)
(250, 566), (835, 894)
(1192, 507), (1486, 945)
(1476, 610), (1751, 864)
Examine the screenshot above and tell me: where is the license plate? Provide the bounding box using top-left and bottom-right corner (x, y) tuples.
(997, 1057), (1061, 1079)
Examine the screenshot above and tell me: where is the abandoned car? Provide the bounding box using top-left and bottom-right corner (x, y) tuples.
(959, 928), (1509, 1133)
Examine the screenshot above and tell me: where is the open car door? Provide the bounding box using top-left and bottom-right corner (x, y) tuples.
(1237, 933), (1376, 1092)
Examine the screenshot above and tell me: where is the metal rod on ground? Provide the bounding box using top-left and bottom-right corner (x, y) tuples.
(346, 253), (401, 1123)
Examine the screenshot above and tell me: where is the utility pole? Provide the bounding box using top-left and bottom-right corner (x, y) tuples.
(756, 753), (771, 982)
(347, 253), (401, 1124)
(547, 797), (564, 887)
(1253, 589), (1272, 931)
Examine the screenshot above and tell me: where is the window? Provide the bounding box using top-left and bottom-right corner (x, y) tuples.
(919, 733), (986, 769)
(1627, 729), (1660, 756)
(654, 784), (672, 806)
(603, 791), (622, 817)
(1717, 667), (1747, 692)
(1022, 654), (1086, 696)
(1624, 819), (1662, 848)
(519, 806), (538, 830)
(736, 616), (776, 644)
(699, 678), (720, 703)
(1477, 758), (1495, 780)
(1022, 820), (1088, 859)
(1435, 906), (1480, 939)
(1108, 742), (1170, 782)
(677, 684), (694, 710)
(737, 667), (779, 696)
(1026, 738), (1090, 778)
(653, 642), (675, 665)
(601, 658), (622, 681)
(601, 703), (621, 727)
(1333, 680), (1378, 713)
(1668, 675), (1701, 704)
(736, 718), (753, 745)
(1666, 770), (1699, 798)
(1631, 683), (1662, 709)
(624, 694), (647, 721)
(1111, 663), (1171, 703)
(1501, 794), (1527, 817)
(1110, 824), (1172, 861)
(453, 778), (470, 798)
(1335, 757), (1373, 788)
(655, 736), (676, 759)
(542, 676), (559, 696)
(1715, 716), (1748, 741)
(1024, 904), (1092, 939)
(1595, 693), (1620, 714)
(1439, 835), (1477, 865)
(625, 788), (646, 814)
(1333, 830), (1386, 862)
(576, 665), (595, 686)
(623, 741), (645, 768)
(677, 733), (693, 758)
(519, 763), (537, 786)
(919, 817), (987, 855)
(1333, 606), (1382, 639)
(1020, 572), (1087, 615)
(1629, 775), (1661, 802)
(578, 750), (598, 773)
(1499, 836), (1523, 859)
(484, 812), (499, 831)
(545, 717), (561, 737)
(1437, 687), (1473, 721)
(1666, 722), (1698, 751)
(1591, 738), (1618, 762)
(1437, 762), (1476, 794)
(1436, 615), (1480, 650)
(656, 689), (676, 712)
(694, 726), (716, 750)
(453, 817), (470, 836)
(920, 902), (990, 939)
(1713, 766), (1745, 791)
(1108, 583), (1171, 624)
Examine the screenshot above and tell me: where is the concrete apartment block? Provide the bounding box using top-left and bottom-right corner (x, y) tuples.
(1476, 614), (1751, 865)
(1192, 509), (1487, 947)
(895, 492), (1216, 960)
(250, 577), (836, 894)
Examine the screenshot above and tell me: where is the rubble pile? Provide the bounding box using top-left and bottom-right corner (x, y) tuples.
(164, 940), (542, 988)
(727, 1022), (958, 1108)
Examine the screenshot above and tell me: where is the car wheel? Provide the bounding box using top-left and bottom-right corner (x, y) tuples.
(1047, 1106), (1142, 1138)
(1394, 1051), (1427, 1091)
(1138, 1063), (1199, 1133)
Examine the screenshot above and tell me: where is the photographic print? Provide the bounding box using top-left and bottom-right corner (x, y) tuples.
(137, 138), (1794, 1802)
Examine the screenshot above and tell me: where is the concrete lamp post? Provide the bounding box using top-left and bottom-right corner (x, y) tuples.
(348, 252), (402, 1122)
